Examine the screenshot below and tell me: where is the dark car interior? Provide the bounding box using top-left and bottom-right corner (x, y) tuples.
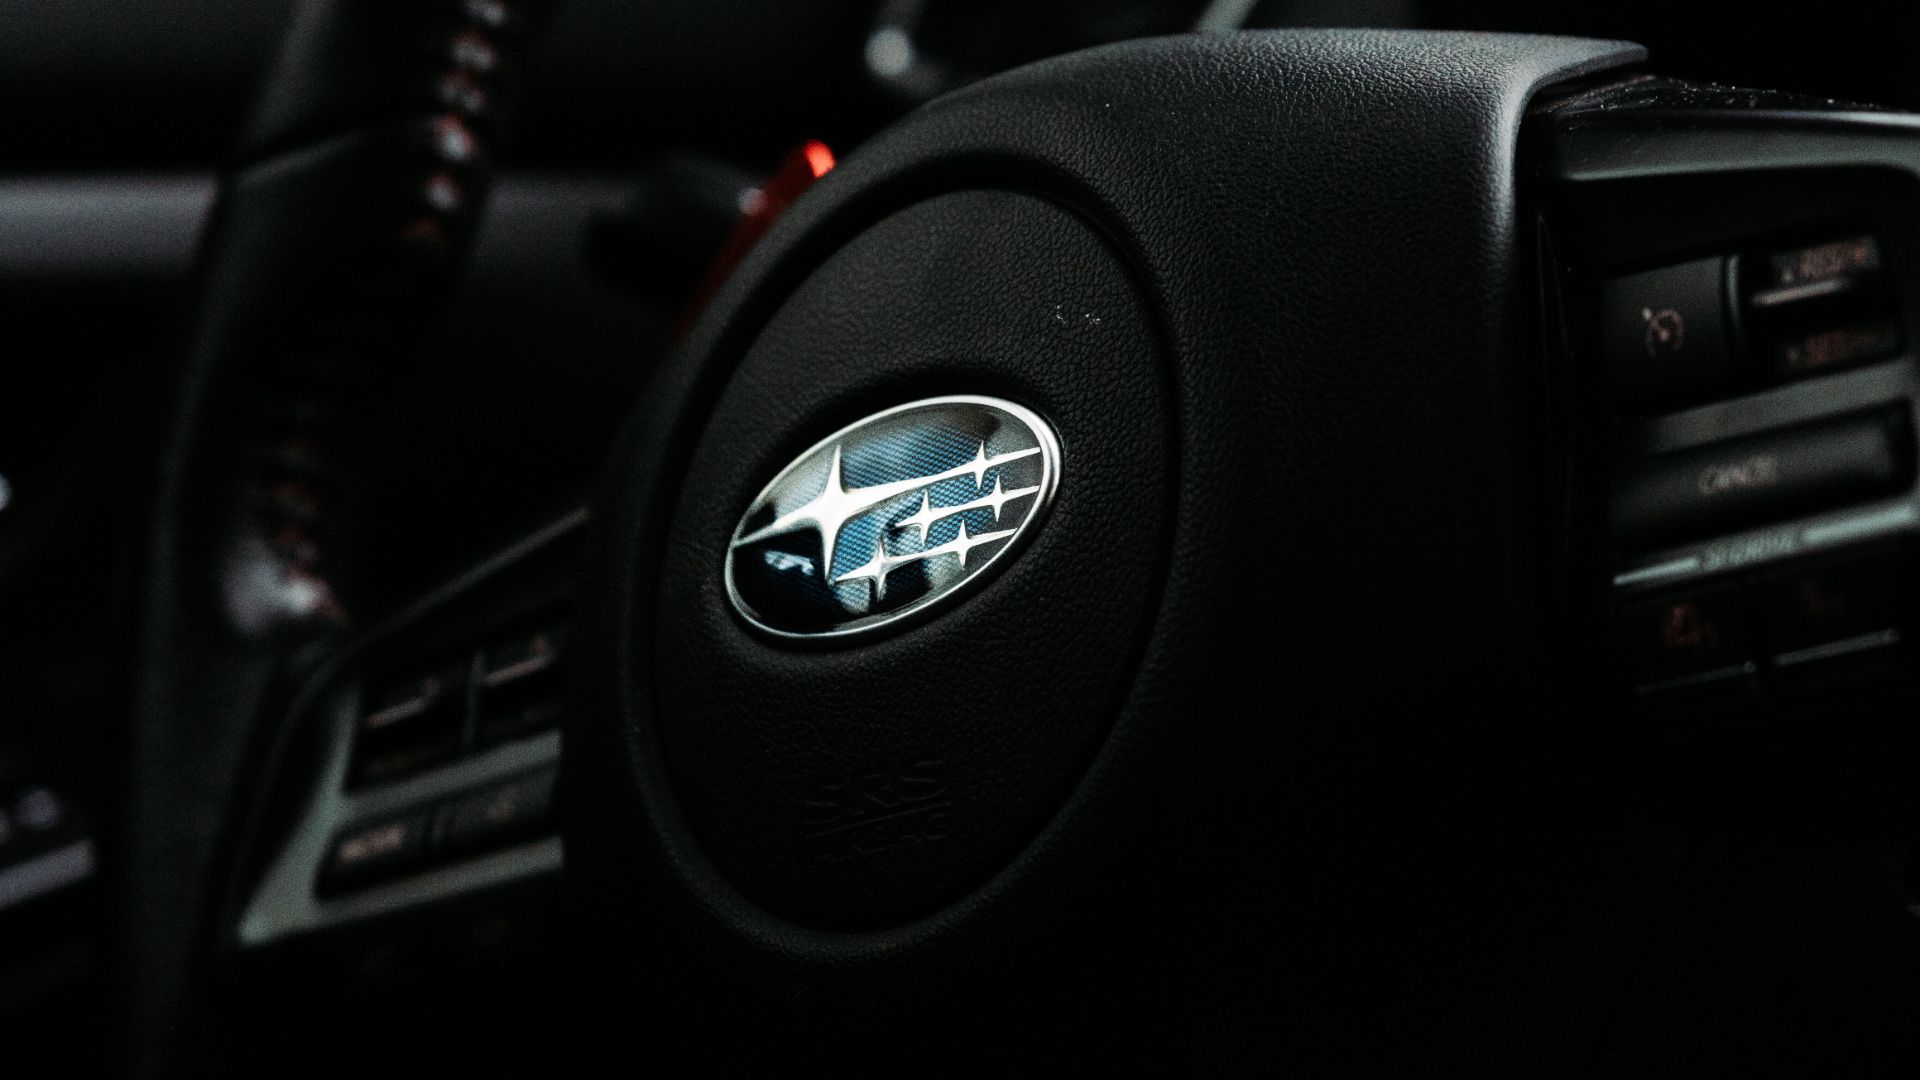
(6, 1), (1920, 1074)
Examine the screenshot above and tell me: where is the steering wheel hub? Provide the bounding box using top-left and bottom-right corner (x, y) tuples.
(607, 189), (1172, 926)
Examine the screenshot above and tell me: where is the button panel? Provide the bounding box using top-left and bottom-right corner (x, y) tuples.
(238, 511), (587, 944)
(1601, 230), (1905, 408)
(327, 607), (569, 896)
(1590, 215), (1917, 706)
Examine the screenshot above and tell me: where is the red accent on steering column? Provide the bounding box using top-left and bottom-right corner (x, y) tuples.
(675, 140), (836, 338)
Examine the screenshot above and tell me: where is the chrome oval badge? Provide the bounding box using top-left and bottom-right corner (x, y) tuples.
(725, 395), (1061, 640)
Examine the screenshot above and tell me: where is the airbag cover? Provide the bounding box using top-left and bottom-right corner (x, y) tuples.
(649, 189), (1172, 925)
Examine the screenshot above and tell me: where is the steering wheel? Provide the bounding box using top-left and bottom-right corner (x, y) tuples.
(115, 5), (1920, 1075)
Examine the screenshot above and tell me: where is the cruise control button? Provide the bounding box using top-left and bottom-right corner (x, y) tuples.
(1773, 318), (1899, 379)
(352, 737), (462, 788)
(479, 622), (567, 688)
(1751, 235), (1883, 309)
(1620, 585), (1752, 689)
(1765, 552), (1904, 666)
(351, 660), (469, 788)
(1603, 257), (1735, 404)
(478, 691), (564, 746)
(1612, 406), (1912, 551)
(443, 770), (556, 855)
(361, 664), (462, 733)
(322, 812), (434, 893)
(477, 621), (568, 746)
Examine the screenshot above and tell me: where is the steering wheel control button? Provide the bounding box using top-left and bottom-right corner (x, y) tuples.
(1619, 585), (1755, 692)
(360, 669), (453, 732)
(350, 662), (469, 788)
(478, 619), (568, 746)
(1750, 235), (1884, 311)
(1739, 233), (1902, 384)
(1764, 550), (1906, 670)
(1603, 257), (1736, 405)
(725, 396), (1061, 640)
(1772, 318), (1900, 379)
(321, 811), (434, 894)
(480, 621), (566, 686)
(1611, 406), (1914, 552)
(442, 769), (557, 855)
(479, 688), (564, 747)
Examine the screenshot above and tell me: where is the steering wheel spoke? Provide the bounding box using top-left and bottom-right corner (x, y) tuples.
(232, 509), (580, 951)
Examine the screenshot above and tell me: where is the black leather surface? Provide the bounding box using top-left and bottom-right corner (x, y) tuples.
(574, 28), (1648, 1066)
(652, 190), (1171, 925)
